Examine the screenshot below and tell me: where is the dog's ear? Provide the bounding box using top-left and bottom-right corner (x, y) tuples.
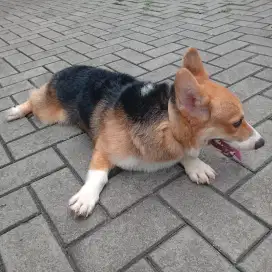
(174, 68), (210, 120)
(183, 48), (208, 79)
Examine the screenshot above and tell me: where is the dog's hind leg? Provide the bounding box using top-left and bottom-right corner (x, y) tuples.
(6, 84), (68, 125)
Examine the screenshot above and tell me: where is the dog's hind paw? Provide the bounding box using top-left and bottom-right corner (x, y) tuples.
(6, 106), (23, 121)
(181, 157), (216, 184)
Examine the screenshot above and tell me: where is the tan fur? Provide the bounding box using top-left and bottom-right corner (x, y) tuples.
(21, 84), (68, 124)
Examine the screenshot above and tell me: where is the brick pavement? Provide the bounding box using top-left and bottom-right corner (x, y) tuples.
(0, 0), (272, 271)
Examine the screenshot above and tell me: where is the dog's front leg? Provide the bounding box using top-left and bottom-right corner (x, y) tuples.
(69, 150), (112, 217)
(180, 156), (216, 184)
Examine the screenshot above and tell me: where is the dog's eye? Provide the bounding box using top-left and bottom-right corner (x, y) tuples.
(233, 118), (243, 128)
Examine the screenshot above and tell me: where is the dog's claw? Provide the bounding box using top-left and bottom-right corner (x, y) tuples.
(181, 158), (216, 184)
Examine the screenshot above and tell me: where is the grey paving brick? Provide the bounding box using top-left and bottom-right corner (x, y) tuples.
(122, 40), (154, 52)
(126, 259), (154, 272)
(0, 49), (19, 58)
(180, 30), (212, 41)
(81, 54), (120, 67)
(31, 46), (70, 60)
(86, 44), (123, 59)
(0, 39), (8, 47)
(45, 60), (70, 73)
(4, 52), (31, 66)
(145, 43), (181, 58)
(17, 56), (60, 72)
(31, 36), (54, 47)
(101, 166), (182, 216)
(58, 50), (88, 65)
(212, 62), (262, 84)
(239, 35), (272, 48)
(94, 37), (129, 49)
(0, 97), (13, 111)
(230, 77), (271, 101)
(150, 226), (239, 272)
(249, 55), (272, 68)
(208, 40), (248, 55)
(30, 72), (53, 87)
(152, 28), (181, 38)
(206, 24), (238, 36)
(0, 188), (38, 232)
(159, 177), (267, 262)
(70, 197), (182, 272)
(0, 143), (10, 167)
(236, 27), (272, 38)
(0, 67), (47, 87)
(0, 59), (17, 78)
(126, 32), (156, 43)
(108, 59), (146, 77)
(42, 38), (79, 50)
(178, 38), (214, 50)
(263, 88), (272, 98)
(7, 125), (81, 159)
(32, 168), (107, 244)
(148, 34), (182, 47)
(0, 80), (33, 98)
(0, 216), (74, 272)
(76, 34), (104, 45)
(115, 48), (151, 64)
(203, 63), (222, 76)
(244, 45), (272, 57)
(57, 134), (91, 179)
(238, 233), (272, 272)
(0, 111), (35, 142)
(0, 148), (63, 195)
(255, 68), (272, 82)
(67, 41), (95, 54)
(137, 65), (177, 82)
(232, 163), (272, 225)
(199, 146), (250, 193)
(243, 95), (272, 125)
(209, 50), (254, 69)
(18, 44), (44, 55)
(141, 53), (180, 70)
(41, 30), (63, 39)
(208, 31), (242, 44)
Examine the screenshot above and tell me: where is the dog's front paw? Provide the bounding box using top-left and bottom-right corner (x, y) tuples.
(181, 157), (216, 184)
(69, 185), (99, 217)
(6, 106), (23, 121)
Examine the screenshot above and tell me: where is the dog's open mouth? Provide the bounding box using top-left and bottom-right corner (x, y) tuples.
(209, 139), (241, 161)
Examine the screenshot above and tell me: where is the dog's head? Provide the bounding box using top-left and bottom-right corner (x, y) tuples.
(173, 48), (264, 159)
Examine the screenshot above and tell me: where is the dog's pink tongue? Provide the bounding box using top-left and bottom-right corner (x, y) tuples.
(234, 149), (242, 161)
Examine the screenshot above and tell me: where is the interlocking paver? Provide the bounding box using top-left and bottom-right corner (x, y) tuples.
(209, 50), (254, 69)
(243, 95), (272, 125)
(160, 177), (267, 262)
(1, 1), (272, 271)
(70, 197), (182, 272)
(0, 216), (74, 272)
(101, 166), (182, 216)
(212, 62), (262, 85)
(32, 168), (107, 244)
(0, 148), (63, 195)
(150, 226), (239, 272)
(0, 188), (38, 232)
(230, 77), (271, 101)
(238, 233), (272, 272)
(232, 163), (272, 225)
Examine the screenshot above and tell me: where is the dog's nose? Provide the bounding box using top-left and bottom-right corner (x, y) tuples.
(255, 138), (265, 150)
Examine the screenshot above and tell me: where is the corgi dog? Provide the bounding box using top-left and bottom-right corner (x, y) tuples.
(6, 48), (264, 217)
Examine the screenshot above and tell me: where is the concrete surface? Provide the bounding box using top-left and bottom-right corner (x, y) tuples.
(0, 0), (272, 271)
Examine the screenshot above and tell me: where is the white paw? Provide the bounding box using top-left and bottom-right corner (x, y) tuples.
(69, 185), (99, 217)
(181, 158), (216, 184)
(6, 106), (23, 121)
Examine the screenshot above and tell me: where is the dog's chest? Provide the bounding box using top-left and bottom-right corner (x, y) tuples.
(110, 156), (181, 172)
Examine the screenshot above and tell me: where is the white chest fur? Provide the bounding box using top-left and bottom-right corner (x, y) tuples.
(110, 156), (181, 172)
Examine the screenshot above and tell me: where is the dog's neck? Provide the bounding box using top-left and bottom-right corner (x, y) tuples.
(167, 100), (206, 150)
